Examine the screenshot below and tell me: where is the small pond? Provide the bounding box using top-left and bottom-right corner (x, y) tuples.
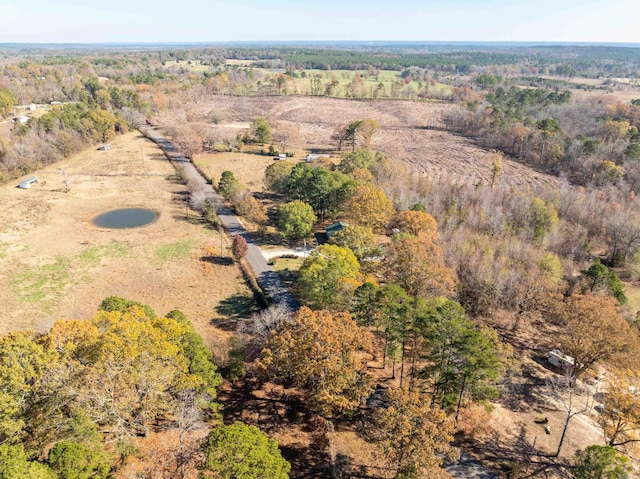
(92, 208), (157, 229)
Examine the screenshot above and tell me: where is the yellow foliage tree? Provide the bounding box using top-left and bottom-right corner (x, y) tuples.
(297, 244), (361, 308)
(599, 368), (640, 448)
(374, 388), (456, 479)
(343, 183), (394, 232)
(357, 119), (380, 150)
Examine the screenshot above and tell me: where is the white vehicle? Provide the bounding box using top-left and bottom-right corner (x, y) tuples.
(547, 349), (575, 370)
(18, 177), (39, 189)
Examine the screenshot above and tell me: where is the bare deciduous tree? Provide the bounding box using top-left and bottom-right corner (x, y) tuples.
(250, 304), (292, 341)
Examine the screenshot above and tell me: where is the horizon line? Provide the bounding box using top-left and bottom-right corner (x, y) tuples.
(1, 40), (640, 46)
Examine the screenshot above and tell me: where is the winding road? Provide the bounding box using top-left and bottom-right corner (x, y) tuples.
(140, 126), (299, 311)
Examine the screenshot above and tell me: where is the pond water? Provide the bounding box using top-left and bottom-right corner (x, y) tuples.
(92, 208), (157, 229)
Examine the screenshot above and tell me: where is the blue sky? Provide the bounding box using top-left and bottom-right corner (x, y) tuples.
(0, 0), (638, 43)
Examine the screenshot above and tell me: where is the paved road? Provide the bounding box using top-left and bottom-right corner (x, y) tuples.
(141, 127), (299, 311)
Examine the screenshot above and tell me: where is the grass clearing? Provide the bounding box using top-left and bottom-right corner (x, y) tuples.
(279, 68), (453, 97)
(271, 256), (304, 286)
(271, 256), (305, 271)
(159, 60), (453, 98)
(11, 256), (73, 306)
(194, 151), (278, 192)
(11, 242), (132, 310)
(154, 239), (194, 264)
(77, 242), (130, 264)
(625, 283), (640, 313)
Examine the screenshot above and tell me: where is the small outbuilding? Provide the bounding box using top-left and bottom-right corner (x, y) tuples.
(97, 143), (112, 151)
(18, 177), (39, 189)
(325, 221), (348, 239)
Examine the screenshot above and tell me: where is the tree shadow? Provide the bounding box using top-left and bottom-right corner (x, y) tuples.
(171, 214), (207, 225)
(280, 444), (332, 479)
(218, 380), (332, 479)
(275, 268), (299, 289)
(214, 293), (255, 330)
(253, 191), (283, 202)
(146, 152), (169, 163)
(166, 173), (186, 184)
(457, 424), (570, 478)
(252, 231), (283, 247)
(200, 253), (233, 266)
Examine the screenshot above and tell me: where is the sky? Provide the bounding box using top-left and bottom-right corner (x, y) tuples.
(0, 0), (639, 44)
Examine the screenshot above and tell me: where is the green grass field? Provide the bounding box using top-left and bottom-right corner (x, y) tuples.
(11, 243), (130, 310)
(161, 60), (452, 98)
(282, 68), (452, 96)
(154, 240), (194, 264)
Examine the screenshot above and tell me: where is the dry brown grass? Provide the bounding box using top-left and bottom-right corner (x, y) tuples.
(0, 131), (249, 353)
(162, 95), (561, 190)
(194, 151), (276, 192)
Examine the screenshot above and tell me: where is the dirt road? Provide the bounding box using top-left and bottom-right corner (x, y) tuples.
(141, 127), (299, 311)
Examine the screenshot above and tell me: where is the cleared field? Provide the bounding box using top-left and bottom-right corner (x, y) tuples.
(162, 59), (212, 72)
(225, 59), (258, 66)
(165, 95), (561, 190)
(262, 68), (453, 97)
(0, 131), (251, 351)
(194, 151), (279, 191)
(572, 87), (640, 103)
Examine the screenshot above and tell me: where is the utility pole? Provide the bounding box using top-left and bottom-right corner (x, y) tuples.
(59, 168), (70, 193)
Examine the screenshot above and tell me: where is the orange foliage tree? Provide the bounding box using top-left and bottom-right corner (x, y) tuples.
(392, 210), (438, 238)
(389, 232), (456, 299)
(556, 295), (639, 378)
(255, 307), (373, 416)
(599, 368), (640, 448)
